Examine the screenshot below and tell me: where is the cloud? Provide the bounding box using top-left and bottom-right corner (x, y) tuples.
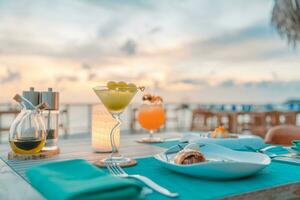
(0, 68), (21, 84)
(148, 26), (162, 34)
(215, 79), (300, 91)
(0, 0), (300, 103)
(97, 18), (123, 38)
(82, 63), (92, 70)
(244, 80), (300, 90)
(221, 24), (272, 44)
(120, 39), (137, 55)
(169, 77), (300, 94)
(173, 79), (208, 86)
(87, 73), (97, 81)
(183, 23), (293, 62)
(219, 80), (236, 88)
(271, 71), (279, 80)
(55, 75), (79, 83)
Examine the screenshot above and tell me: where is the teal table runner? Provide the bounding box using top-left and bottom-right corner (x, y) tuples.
(2, 140), (300, 200)
(3, 155), (300, 200)
(125, 157), (300, 200)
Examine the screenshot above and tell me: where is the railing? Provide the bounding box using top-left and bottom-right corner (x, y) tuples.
(189, 109), (300, 138)
(0, 103), (95, 143)
(1, 102), (300, 143)
(0, 110), (19, 143)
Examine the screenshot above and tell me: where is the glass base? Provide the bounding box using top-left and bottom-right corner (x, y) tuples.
(93, 149), (113, 153)
(42, 145), (59, 151)
(94, 156), (137, 167)
(101, 156), (132, 165)
(138, 137), (163, 143)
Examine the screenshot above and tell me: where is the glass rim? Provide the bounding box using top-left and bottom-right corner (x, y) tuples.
(93, 85), (144, 91)
(140, 101), (164, 106)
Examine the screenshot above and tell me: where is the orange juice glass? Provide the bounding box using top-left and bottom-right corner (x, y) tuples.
(137, 101), (165, 142)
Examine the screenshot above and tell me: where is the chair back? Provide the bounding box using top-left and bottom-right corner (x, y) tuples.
(190, 108), (216, 131)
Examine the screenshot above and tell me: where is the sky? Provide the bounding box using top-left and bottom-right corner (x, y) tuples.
(0, 0), (299, 104)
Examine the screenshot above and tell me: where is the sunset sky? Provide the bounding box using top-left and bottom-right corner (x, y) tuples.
(0, 0), (299, 104)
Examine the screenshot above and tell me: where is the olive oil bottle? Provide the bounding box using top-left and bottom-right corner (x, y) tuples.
(9, 93), (47, 155)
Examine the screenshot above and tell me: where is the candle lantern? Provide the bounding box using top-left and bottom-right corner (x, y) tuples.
(92, 104), (120, 152)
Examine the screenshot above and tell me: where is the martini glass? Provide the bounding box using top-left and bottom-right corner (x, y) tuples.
(93, 84), (141, 165)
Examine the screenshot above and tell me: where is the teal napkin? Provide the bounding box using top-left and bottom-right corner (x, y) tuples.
(265, 146), (290, 155)
(26, 159), (143, 200)
(292, 140), (300, 147)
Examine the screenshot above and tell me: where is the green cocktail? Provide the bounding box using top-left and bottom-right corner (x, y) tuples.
(93, 81), (142, 165)
(94, 88), (137, 113)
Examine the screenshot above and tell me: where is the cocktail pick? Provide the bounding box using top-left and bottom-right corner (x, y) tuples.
(138, 86), (145, 92)
(13, 94), (35, 110)
(36, 102), (49, 110)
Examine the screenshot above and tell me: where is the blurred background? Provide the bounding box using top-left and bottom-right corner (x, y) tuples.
(0, 0), (300, 141)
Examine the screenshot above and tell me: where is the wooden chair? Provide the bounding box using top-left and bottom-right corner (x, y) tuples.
(247, 111), (281, 138)
(190, 109), (217, 131)
(215, 112), (237, 133)
(264, 111), (280, 130)
(237, 112), (252, 133)
(265, 125), (300, 145)
(164, 106), (180, 131)
(248, 112), (267, 138)
(279, 111), (298, 125)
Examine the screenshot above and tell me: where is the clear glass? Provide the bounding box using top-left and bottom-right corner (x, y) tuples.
(93, 86), (138, 165)
(137, 102), (165, 142)
(42, 110), (59, 150)
(9, 109), (46, 154)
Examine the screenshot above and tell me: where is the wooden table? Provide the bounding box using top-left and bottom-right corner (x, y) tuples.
(1, 132), (300, 200)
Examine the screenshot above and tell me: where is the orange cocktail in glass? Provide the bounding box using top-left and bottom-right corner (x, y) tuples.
(137, 94), (165, 142)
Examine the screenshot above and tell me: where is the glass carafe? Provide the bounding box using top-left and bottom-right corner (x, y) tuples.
(9, 96), (46, 154)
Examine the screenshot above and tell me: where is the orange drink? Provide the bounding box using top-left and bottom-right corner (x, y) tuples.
(137, 94), (165, 143)
(138, 104), (165, 131)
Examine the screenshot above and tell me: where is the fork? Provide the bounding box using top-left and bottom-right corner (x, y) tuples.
(245, 145), (278, 153)
(106, 162), (179, 198)
(244, 145), (295, 159)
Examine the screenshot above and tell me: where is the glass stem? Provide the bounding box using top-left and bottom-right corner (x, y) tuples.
(149, 130), (154, 139)
(110, 113), (121, 156)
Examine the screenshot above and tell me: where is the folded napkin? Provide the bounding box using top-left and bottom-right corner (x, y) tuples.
(292, 140), (300, 146)
(265, 146), (290, 155)
(182, 132), (266, 150)
(26, 159), (143, 200)
(292, 140), (300, 150)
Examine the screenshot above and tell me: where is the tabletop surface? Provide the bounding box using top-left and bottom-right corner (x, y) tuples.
(1, 132), (300, 200)
(0, 132), (181, 200)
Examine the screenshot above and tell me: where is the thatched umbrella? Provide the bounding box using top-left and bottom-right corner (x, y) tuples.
(272, 0), (300, 47)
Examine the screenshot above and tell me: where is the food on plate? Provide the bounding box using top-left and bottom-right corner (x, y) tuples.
(174, 149), (206, 165)
(211, 126), (228, 138)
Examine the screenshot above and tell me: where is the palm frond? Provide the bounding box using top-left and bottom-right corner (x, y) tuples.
(272, 0), (300, 47)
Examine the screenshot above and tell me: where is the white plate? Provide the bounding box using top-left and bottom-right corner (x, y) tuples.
(154, 143), (271, 180)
